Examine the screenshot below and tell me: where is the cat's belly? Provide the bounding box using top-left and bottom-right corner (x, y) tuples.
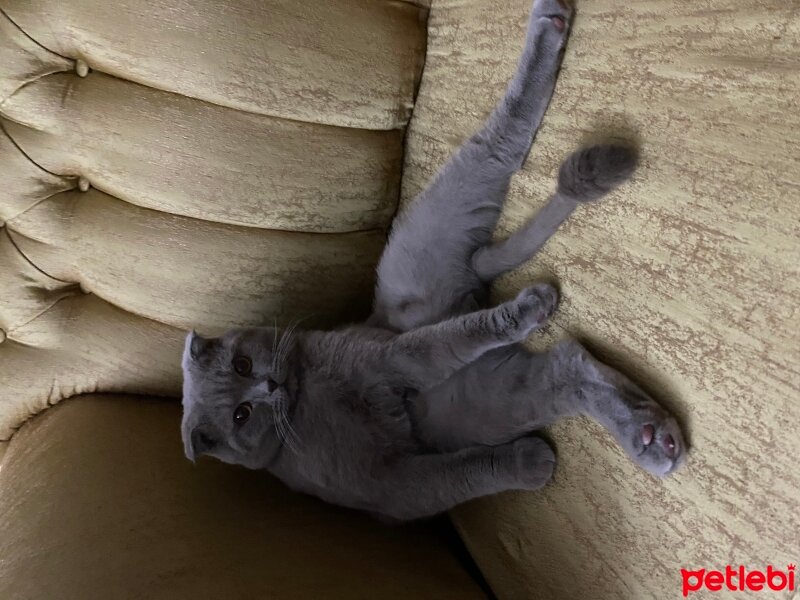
(268, 401), (416, 514)
(269, 441), (393, 513)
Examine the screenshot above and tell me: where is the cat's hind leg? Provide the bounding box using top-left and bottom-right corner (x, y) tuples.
(412, 341), (686, 477)
(376, 437), (555, 520)
(370, 0), (574, 332)
(472, 144), (638, 280)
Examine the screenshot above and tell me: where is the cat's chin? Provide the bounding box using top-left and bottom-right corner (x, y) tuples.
(203, 449), (255, 469)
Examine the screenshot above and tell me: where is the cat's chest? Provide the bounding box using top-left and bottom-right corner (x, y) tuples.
(300, 376), (398, 426)
(295, 372), (414, 448)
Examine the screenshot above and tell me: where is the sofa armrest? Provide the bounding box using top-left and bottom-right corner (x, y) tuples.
(0, 395), (485, 599)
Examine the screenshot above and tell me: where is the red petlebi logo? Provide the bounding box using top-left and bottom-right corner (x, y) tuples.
(681, 564), (796, 596)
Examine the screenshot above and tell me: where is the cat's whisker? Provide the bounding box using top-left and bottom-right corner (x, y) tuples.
(272, 318), (301, 373)
(271, 407), (288, 449)
(273, 420), (292, 454)
(278, 403), (302, 449)
(272, 403), (300, 454)
(277, 401), (302, 451)
(280, 421), (300, 454)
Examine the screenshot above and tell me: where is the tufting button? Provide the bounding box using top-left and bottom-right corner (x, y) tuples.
(75, 59), (89, 77)
(0, 329), (6, 343)
(78, 176), (90, 192)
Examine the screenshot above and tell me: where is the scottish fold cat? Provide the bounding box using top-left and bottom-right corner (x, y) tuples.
(181, 0), (685, 521)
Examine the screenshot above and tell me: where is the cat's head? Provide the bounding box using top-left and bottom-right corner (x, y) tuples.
(180, 326), (298, 469)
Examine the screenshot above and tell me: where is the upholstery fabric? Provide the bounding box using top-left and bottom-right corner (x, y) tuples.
(0, 0), (427, 440)
(2, 0), (426, 129)
(401, 0), (799, 598)
(0, 395), (485, 599)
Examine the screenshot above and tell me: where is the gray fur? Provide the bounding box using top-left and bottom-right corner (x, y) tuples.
(181, 0), (686, 521)
(557, 143), (639, 202)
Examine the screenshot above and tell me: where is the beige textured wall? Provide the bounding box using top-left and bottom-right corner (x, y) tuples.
(402, 0), (799, 598)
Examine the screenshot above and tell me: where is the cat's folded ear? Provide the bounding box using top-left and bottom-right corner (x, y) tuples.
(187, 330), (214, 360)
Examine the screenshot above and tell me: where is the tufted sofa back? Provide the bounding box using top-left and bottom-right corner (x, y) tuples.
(0, 0), (428, 441)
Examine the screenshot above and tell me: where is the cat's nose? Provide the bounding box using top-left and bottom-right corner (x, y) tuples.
(190, 427), (218, 459)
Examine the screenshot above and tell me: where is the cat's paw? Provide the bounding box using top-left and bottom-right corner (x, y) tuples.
(628, 406), (686, 477)
(600, 374), (687, 477)
(559, 342), (687, 477)
(532, 0), (573, 37)
(514, 283), (559, 331)
(511, 436), (557, 489)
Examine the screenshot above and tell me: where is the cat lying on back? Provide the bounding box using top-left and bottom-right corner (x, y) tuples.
(181, 0), (685, 521)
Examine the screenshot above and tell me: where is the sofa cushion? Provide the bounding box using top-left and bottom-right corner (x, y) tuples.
(1, 0), (427, 129)
(402, 0), (800, 597)
(0, 395), (485, 599)
(0, 0), (427, 440)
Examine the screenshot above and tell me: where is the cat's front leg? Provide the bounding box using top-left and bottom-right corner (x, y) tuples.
(376, 437), (556, 520)
(390, 283), (559, 388)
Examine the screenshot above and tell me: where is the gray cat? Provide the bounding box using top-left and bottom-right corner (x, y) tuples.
(181, 0), (685, 521)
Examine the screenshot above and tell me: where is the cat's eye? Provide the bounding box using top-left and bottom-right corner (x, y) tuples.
(232, 355), (252, 376)
(233, 402), (252, 424)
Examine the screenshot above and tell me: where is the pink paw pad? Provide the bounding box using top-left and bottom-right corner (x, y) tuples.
(642, 424), (655, 446)
(642, 425), (678, 459)
(551, 16), (566, 32)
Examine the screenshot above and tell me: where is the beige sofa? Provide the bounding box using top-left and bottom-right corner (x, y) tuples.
(1, 0), (798, 598)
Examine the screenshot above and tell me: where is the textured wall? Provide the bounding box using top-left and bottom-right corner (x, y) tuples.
(401, 0), (799, 598)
